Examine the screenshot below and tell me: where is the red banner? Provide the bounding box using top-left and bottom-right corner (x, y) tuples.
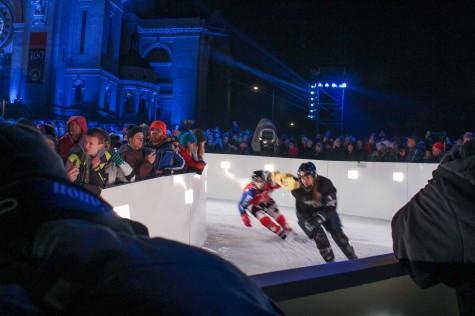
(27, 32), (47, 83)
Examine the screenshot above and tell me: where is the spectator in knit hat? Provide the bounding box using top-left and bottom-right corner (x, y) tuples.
(431, 142), (445, 163)
(178, 131), (206, 175)
(463, 131), (474, 144)
(406, 135), (422, 162)
(119, 124), (155, 181)
(0, 122), (284, 315)
(312, 142), (325, 160)
(143, 120), (185, 176)
(422, 147), (434, 163)
(57, 116), (88, 161)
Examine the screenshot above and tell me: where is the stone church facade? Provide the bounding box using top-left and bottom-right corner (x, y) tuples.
(0, 0), (230, 127)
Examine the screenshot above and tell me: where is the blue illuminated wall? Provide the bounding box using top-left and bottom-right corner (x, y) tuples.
(2, 0), (219, 127)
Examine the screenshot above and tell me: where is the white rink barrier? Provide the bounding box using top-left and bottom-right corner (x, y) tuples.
(102, 169), (207, 247)
(102, 154), (436, 247)
(204, 154), (437, 221)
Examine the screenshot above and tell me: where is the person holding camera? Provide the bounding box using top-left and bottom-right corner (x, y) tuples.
(120, 124), (155, 181)
(64, 127), (112, 196)
(144, 120), (185, 176)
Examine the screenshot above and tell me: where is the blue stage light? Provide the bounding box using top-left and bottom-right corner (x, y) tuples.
(318, 83), (323, 87)
(324, 83), (329, 87)
(339, 83), (347, 88)
(331, 83), (337, 88)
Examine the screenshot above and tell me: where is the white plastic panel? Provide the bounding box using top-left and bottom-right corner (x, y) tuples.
(204, 154), (436, 220)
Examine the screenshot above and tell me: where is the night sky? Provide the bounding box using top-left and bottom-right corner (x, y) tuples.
(204, 0), (475, 138)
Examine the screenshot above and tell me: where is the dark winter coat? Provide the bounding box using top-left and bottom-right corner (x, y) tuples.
(65, 141), (111, 196)
(144, 137), (185, 176)
(120, 144), (153, 181)
(57, 116), (88, 160)
(392, 152), (475, 289)
(178, 146), (206, 175)
(291, 175), (343, 237)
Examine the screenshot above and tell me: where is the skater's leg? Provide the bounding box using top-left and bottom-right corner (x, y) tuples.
(254, 209), (287, 240)
(329, 229), (358, 260)
(265, 199), (293, 233)
(313, 226), (335, 263)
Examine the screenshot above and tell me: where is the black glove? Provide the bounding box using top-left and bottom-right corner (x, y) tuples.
(110, 151), (125, 166)
(311, 212), (327, 225)
(303, 212), (327, 231)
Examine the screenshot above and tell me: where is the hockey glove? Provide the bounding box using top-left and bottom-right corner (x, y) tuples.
(303, 212), (327, 231)
(110, 151), (125, 166)
(241, 213), (252, 227)
(313, 212), (327, 224)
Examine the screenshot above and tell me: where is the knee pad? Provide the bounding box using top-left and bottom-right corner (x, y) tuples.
(275, 214), (286, 226)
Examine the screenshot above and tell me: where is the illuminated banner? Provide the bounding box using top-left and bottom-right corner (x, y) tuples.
(27, 32), (47, 83)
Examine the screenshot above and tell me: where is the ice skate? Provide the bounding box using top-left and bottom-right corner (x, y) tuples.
(277, 228), (287, 240)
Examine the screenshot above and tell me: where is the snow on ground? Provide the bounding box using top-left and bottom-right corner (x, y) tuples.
(203, 199), (393, 276)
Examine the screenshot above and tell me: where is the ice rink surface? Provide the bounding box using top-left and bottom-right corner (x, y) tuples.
(203, 199), (393, 276)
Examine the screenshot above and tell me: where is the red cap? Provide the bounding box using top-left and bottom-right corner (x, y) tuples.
(433, 142), (443, 152)
(150, 120), (167, 135)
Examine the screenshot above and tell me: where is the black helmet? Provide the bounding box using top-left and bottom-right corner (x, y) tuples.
(252, 170), (265, 182)
(251, 170), (266, 188)
(298, 162), (317, 178)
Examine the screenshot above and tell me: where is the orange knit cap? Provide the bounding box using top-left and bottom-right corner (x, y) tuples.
(150, 120), (167, 135)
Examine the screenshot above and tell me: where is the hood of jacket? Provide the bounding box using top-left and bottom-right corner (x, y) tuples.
(67, 116), (88, 134)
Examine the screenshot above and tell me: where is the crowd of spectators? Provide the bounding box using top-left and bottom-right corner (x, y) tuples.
(1, 116), (208, 198)
(2, 116), (473, 184)
(200, 125), (473, 164)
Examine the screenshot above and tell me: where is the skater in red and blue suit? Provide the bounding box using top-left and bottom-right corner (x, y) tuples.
(238, 170), (293, 239)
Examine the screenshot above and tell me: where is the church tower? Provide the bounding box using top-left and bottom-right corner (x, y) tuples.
(52, 0), (126, 120)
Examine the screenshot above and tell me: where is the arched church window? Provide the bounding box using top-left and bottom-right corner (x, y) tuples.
(146, 48), (170, 62)
(155, 103), (163, 120)
(138, 96), (148, 122)
(104, 82), (111, 111)
(72, 79), (84, 104)
(125, 93), (133, 113)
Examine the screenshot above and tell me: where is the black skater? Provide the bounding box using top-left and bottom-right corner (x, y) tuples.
(271, 162), (357, 263)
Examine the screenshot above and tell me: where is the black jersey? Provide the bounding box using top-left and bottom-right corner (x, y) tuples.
(291, 175), (337, 220)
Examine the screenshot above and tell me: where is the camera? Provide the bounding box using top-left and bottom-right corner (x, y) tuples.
(144, 148), (154, 155)
(260, 129), (276, 152)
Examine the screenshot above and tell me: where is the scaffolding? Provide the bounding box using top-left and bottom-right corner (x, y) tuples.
(308, 68), (346, 136)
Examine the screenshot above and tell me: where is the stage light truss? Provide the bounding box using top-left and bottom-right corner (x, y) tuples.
(308, 82), (346, 135)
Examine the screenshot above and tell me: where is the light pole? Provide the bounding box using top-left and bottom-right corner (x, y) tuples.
(253, 86), (275, 122)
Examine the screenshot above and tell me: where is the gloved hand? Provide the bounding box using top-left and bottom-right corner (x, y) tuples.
(305, 212), (327, 230)
(313, 212), (327, 224)
(241, 213), (252, 227)
(110, 151), (125, 166)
